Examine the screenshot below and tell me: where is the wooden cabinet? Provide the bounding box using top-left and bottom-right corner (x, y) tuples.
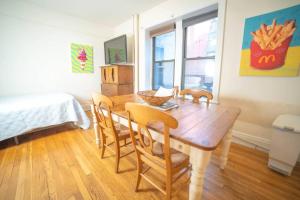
(100, 65), (133, 96)
(101, 65), (133, 84)
(101, 84), (133, 96)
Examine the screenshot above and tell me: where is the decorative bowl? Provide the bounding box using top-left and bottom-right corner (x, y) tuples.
(137, 90), (173, 106)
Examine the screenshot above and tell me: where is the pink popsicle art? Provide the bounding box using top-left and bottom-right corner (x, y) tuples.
(77, 48), (88, 70)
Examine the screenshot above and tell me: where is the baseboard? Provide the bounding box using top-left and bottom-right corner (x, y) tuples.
(232, 129), (270, 152)
(231, 128), (300, 162)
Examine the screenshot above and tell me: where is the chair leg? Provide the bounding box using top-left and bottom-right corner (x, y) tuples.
(115, 141), (120, 173)
(101, 134), (106, 159)
(165, 174), (172, 200)
(135, 159), (142, 192)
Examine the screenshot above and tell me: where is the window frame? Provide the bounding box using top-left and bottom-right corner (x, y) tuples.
(152, 31), (176, 90)
(181, 10), (218, 91)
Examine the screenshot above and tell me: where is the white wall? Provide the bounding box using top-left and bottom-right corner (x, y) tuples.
(0, 1), (112, 109)
(220, 0), (300, 127)
(115, 0), (300, 150)
(113, 18), (134, 63)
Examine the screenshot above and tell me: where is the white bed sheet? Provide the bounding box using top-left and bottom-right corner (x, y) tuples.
(0, 93), (90, 141)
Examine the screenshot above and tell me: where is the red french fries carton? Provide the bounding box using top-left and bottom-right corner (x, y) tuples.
(250, 36), (293, 70)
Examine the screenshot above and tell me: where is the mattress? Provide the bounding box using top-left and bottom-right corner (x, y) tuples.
(0, 93), (90, 141)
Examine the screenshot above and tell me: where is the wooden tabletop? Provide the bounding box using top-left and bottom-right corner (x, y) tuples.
(110, 94), (241, 151)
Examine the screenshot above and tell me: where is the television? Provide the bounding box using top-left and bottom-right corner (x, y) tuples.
(104, 35), (127, 64)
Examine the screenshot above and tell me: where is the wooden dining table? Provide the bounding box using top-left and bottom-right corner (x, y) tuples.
(91, 94), (241, 200)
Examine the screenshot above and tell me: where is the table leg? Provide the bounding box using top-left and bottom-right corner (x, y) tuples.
(189, 147), (212, 200)
(14, 136), (19, 145)
(90, 105), (100, 148)
(220, 130), (232, 169)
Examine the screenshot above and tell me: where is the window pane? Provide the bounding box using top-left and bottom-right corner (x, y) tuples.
(154, 31), (175, 61)
(183, 59), (214, 92)
(153, 61), (174, 90)
(186, 17), (218, 58)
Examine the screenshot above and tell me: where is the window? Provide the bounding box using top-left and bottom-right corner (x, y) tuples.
(181, 11), (218, 92)
(152, 31), (176, 90)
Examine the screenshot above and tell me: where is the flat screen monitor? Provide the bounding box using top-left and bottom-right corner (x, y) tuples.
(104, 35), (127, 64)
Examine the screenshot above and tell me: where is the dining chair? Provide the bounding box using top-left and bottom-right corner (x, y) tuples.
(180, 88), (213, 104)
(125, 103), (191, 200)
(92, 93), (134, 173)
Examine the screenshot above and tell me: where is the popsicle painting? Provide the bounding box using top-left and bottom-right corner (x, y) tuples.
(240, 4), (300, 76)
(71, 43), (94, 73)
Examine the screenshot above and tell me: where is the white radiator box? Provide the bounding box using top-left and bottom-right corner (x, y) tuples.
(268, 115), (300, 176)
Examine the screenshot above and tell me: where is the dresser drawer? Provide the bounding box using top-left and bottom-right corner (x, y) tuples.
(101, 84), (133, 97)
(101, 84), (118, 96)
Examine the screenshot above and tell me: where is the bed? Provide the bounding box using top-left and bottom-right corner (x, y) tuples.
(0, 93), (90, 142)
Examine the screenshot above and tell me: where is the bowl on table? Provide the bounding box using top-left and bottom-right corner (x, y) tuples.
(137, 90), (173, 106)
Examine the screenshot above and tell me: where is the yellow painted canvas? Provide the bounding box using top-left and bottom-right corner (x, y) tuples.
(240, 4), (300, 76)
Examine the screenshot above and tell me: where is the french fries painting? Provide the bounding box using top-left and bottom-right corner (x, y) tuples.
(250, 19), (296, 69)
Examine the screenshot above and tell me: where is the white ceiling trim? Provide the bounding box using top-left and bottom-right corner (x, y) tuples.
(20, 0), (166, 27)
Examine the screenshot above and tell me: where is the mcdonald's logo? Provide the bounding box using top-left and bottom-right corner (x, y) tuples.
(258, 54), (275, 63)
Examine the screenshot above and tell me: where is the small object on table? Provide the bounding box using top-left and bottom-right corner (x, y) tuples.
(141, 101), (179, 111)
(154, 87), (175, 97)
(137, 90), (173, 106)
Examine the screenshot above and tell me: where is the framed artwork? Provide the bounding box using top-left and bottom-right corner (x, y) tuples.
(240, 4), (300, 76)
(71, 43), (94, 73)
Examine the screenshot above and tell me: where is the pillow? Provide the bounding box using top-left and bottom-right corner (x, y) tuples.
(154, 87), (174, 97)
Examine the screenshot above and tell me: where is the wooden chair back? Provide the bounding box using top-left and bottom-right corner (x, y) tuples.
(92, 93), (117, 138)
(125, 103), (178, 171)
(180, 89), (213, 104)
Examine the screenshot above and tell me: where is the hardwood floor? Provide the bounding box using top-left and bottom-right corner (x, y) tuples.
(0, 121), (299, 200)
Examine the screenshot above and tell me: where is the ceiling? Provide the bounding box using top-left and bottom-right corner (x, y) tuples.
(22, 0), (165, 27)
